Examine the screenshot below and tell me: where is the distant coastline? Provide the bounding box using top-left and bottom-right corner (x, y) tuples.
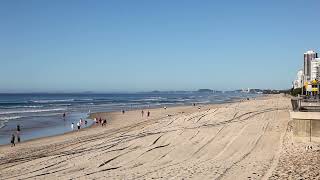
(0, 88), (289, 95)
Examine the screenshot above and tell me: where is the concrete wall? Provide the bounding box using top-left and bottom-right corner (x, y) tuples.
(293, 119), (320, 137)
(312, 120), (320, 137)
(291, 112), (320, 138)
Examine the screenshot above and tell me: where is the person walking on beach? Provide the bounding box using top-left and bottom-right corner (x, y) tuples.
(102, 119), (107, 127)
(101, 119), (105, 127)
(122, 110), (125, 114)
(11, 134), (15, 147)
(17, 124), (20, 132)
(141, 110), (144, 117)
(71, 123), (74, 131)
(77, 122), (81, 130)
(147, 111), (150, 117)
(16, 124), (21, 143)
(17, 134), (20, 143)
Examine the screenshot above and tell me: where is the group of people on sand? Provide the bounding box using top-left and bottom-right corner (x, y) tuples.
(94, 117), (107, 127)
(141, 110), (151, 117)
(71, 118), (88, 131)
(9, 108), (154, 146)
(10, 124), (21, 147)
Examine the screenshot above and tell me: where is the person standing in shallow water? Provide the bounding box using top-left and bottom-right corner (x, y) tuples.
(11, 134), (15, 147)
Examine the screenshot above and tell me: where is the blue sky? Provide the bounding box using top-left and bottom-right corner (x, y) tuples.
(0, 0), (319, 92)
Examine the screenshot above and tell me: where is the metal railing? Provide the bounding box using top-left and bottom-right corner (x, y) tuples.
(291, 97), (320, 112)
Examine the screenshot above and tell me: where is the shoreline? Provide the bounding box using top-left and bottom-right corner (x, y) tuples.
(0, 103), (213, 148)
(0, 120), (95, 148)
(0, 111), (94, 146)
(0, 96), (249, 147)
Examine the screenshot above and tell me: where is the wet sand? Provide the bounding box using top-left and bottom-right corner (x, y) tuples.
(0, 112), (93, 145)
(1, 95), (315, 179)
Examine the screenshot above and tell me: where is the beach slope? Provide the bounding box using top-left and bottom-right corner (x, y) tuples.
(0, 95), (291, 179)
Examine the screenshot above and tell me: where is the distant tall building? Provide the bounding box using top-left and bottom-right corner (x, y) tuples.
(293, 70), (303, 89)
(304, 50), (318, 81)
(311, 58), (320, 81)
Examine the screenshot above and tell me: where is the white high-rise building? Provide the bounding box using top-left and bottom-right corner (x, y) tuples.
(311, 58), (320, 81)
(293, 70), (303, 89)
(304, 50), (318, 81)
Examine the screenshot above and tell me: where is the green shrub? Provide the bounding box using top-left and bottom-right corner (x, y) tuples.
(291, 88), (302, 96)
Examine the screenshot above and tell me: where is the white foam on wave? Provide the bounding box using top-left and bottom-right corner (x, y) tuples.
(77, 99), (94, 101)
(14, 105), (44, 108)
(0, 105), (44, 109)
(48, 103), (72, 106)
(135, 97), (167, 102)
(0, 122), (6, 128)
(176, 99), (192, 102)
(0, 116), (22, 121)
(0, 108), (66, 115)
(24, 105), (43, 108)
(31, 99), (74, 103)
(0, 116), (22, 128)
(195, 100), (211, 104)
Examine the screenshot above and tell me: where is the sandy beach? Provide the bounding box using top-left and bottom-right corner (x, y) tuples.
(0, 95), (318, 179)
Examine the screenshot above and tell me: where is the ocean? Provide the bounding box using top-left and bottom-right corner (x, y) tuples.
(0, 92), (257, 145)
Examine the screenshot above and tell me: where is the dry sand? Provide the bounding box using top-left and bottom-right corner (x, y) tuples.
(268, 120), (320, 180)
(1, 94), (315, 179)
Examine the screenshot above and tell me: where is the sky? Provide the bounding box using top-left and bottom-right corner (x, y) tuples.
(0, 0), (319, 93)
